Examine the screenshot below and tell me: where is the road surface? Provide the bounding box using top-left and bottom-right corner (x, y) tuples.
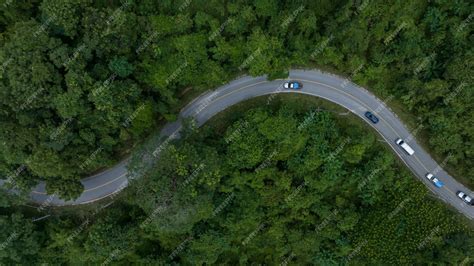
(6, 69), (473, 219)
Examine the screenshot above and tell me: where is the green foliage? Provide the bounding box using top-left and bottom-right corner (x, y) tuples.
(0, 213), (42, 264)
(45, 179), (83, 201)
(1, 0), (472, 199)
(39, 0), (89, 37)
(0, 96), (472, 265)
(0, 0), (473, 263)
(108, 56), (134, 78)
(121, 97), (472, 264)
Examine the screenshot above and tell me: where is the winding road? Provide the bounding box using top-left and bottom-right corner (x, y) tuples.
(13, 69), (474, 219)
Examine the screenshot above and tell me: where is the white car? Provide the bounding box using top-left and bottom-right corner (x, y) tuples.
(283, 81), (303, 90)
(457, 191), (473, 205)
(395, 138), (415, 155)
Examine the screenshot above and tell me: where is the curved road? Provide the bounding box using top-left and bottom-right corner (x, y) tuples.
(14, 69), (474, 219)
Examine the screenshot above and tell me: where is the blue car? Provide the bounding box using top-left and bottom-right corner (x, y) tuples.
(425, 173), (444, 188)
(284, 81), (303, 90)
(364, 111), (379, 124)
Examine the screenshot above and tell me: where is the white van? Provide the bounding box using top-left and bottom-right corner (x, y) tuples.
(395, 138), (415, 155)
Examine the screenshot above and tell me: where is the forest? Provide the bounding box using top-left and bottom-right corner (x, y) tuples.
(0, 0), (472, 198)
(0, 95), (472, 264)
(0, 0), (473, 264)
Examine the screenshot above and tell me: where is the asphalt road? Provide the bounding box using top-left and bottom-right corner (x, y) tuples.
(12, 69), (474, 219)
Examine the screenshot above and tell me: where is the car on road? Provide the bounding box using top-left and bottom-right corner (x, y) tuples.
(395, 138), (415, 155)
(284, 81), (303, 90)
(457, 191), (473, 205)
(364, 111), (379, 124)
(425, 173), (444, 188)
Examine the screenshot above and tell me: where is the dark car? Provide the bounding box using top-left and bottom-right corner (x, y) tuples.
(457, 191), (473, 205)
(364, 111), (379, 124)
(284, 81), (303, 90)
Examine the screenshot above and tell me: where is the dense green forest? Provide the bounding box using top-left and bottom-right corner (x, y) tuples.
(1, 95), (472, 264)
(0, 0), (472, 199)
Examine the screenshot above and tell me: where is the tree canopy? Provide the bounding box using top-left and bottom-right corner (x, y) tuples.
(1, 95), (472, 264)
(0, 0), (472, 197)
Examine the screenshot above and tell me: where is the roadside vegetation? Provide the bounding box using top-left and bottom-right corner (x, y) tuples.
(0, 0), (472, 199)
(1, 95), (472, 264)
